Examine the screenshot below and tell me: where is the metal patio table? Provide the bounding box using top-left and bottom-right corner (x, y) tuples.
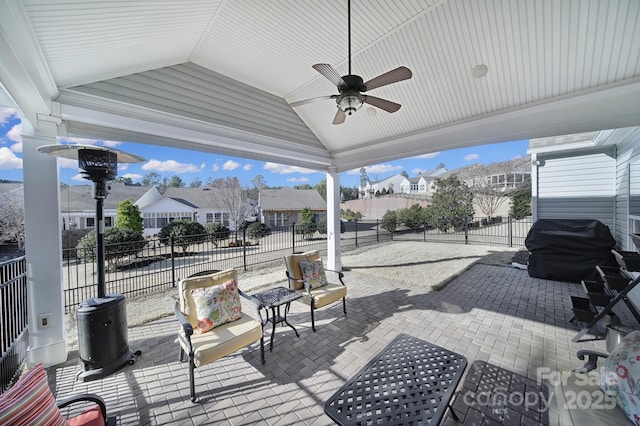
(251, 286), (303, 351)
(324, 334), (467, 425)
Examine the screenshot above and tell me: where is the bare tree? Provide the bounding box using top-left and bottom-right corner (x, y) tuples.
(205, 177), (251, 230)
(456, 158), (530, 218)
(0, 189), (25, 249)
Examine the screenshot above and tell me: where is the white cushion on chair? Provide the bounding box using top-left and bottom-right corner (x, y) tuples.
(177, 313), (262, 367)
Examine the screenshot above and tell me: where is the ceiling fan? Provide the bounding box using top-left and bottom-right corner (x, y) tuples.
(289, 0), (413, 125)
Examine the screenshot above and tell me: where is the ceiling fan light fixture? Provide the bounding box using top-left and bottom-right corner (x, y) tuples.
(338, 93), (364, 115)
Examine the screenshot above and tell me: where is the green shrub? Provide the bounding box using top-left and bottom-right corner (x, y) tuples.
(316, 217), (345, 234)
(158, 220), (207, 253)
(247, 222), (271, 241)
(380, 210), (399, 233)
(204, 222), (231, 247)
(76, 228), (145, 265)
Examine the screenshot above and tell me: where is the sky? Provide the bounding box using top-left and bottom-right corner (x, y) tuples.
(0, 106), (529, 188)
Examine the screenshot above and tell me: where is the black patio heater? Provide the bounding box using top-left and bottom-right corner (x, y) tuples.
(38, 144), (145, 381)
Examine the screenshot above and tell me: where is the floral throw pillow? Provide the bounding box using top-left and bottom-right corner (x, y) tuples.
(191, 279), (242, 333)
(601, 330), (640, 423)
(299, 260), (328, 289)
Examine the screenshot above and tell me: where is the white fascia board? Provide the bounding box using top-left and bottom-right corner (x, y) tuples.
(58, 99), (333, 169)
(334, 79), (640, 172)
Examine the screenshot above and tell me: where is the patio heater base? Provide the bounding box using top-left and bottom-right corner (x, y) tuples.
(75, 294), (141, 382)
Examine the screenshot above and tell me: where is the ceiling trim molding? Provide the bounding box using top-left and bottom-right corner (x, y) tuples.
(0, 0), (58, 124)
(58, 102), (334, 170)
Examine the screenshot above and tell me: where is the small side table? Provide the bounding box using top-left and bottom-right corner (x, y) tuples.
(251, 286), (303, 351)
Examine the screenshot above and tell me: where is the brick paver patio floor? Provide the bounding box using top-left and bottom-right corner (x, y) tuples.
(48, 263), (640, 425)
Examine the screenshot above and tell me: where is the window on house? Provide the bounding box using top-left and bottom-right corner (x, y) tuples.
(411, 183), (418, 191)
(104, 217), (113, 227)
(157, 217), (169, 227)
(143, 217), (155, 229)
(86, 217), (95, 228)
(206, 213), (213, 223)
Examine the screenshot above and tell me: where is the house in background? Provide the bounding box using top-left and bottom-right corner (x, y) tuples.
(359, 174), (410, 198)
(136, 186), (242, 236)
(258, 188), (326, 227)
(59, 183), (150, 231)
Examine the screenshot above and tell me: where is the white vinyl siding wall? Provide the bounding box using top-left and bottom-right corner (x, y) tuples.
(536, 149), (616, 229)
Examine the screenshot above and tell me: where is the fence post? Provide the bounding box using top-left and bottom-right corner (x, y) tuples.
(170, 236), (176, 287)
(355, 219), (358, 247)
(243, 227), (248, 271)
(292, 222), (296, 253)
(376, 219), (379, 243)
(508, 215), (513, 248)
(464, 216), (469, 245)
(423, 219), (427, 242)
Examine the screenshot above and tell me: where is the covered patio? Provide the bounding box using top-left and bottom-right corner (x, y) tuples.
(2, 1), (640, 420)
(48, 257), (640, 424)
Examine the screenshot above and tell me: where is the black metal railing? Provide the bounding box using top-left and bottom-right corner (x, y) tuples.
(61, 222), (390, 310)
(393, 215), (532, 247)
(1, 256), (28, 394)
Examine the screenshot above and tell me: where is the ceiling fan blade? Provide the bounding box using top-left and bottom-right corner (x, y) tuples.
(332, 108), (346, 125)
(289, 95), (336, 108)
(313, 64), (347, 87)
(363, 95), (401, 113)
(362, 66), (413, 91)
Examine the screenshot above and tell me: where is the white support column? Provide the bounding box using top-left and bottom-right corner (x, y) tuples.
(326, 167), (342, 271)
(22, 122), (68, 367)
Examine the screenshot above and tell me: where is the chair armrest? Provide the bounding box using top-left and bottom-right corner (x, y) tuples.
(324, 268), (345, 285)
(238, 290), (265, 324)
(57, 393), (108, 423)
(174, 300), (193, 337)
(286, 271), (313, 293)
(239, 289), (261, 308)
(574, 349), (609, 373)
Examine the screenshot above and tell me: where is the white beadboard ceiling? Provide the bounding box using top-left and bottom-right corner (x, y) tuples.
(1, 0), (640, 172)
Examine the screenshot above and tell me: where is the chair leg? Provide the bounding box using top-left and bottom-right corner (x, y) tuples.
(310, 301), (316, 332)
(343, 297), (347, 314)
(189, 356), (197, 403)
(179, 347), (185, 362)
(260, 336), (265, 364)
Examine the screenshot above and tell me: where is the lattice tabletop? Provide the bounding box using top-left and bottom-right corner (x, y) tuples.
(324, 334), (467, 425)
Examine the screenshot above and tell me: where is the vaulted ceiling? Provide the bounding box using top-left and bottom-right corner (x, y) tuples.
(1, 0), (639, 173)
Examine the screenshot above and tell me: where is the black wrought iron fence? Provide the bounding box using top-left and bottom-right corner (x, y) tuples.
(393, 215), (532, 247)
(61, 221), (388, 310)
(0, 256), (28, 394)
(59, 217), (529, 310)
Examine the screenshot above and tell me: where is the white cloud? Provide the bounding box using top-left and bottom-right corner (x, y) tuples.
(6, 124), (21, 144)
(263, 162), (317, 174)
(71, 174), (85, 182)
(117, 163), (129, 171)
(464, 153), (479, 161)
(211, 164), (220, 171)
(142, 159), (201, 173)
(0, 147), (22, 169)
(412, 152), (440, 159)
(347, 163), (403, 175)
(242, 163), (252, 171)
(58, 157), (78, 169)
(287, 176), (310, 183)
(222, 160), (240, 171)
(59, 137), (121, 148)
(10, 142), (22, 153)
(412, 168), (425, 175)
(0, 107), (17, 125)
(121, 173), (142, 181)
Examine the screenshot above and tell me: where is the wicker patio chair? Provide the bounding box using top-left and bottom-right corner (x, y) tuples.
(284, 250), (347, 332)
(174, 269), (265, 402)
